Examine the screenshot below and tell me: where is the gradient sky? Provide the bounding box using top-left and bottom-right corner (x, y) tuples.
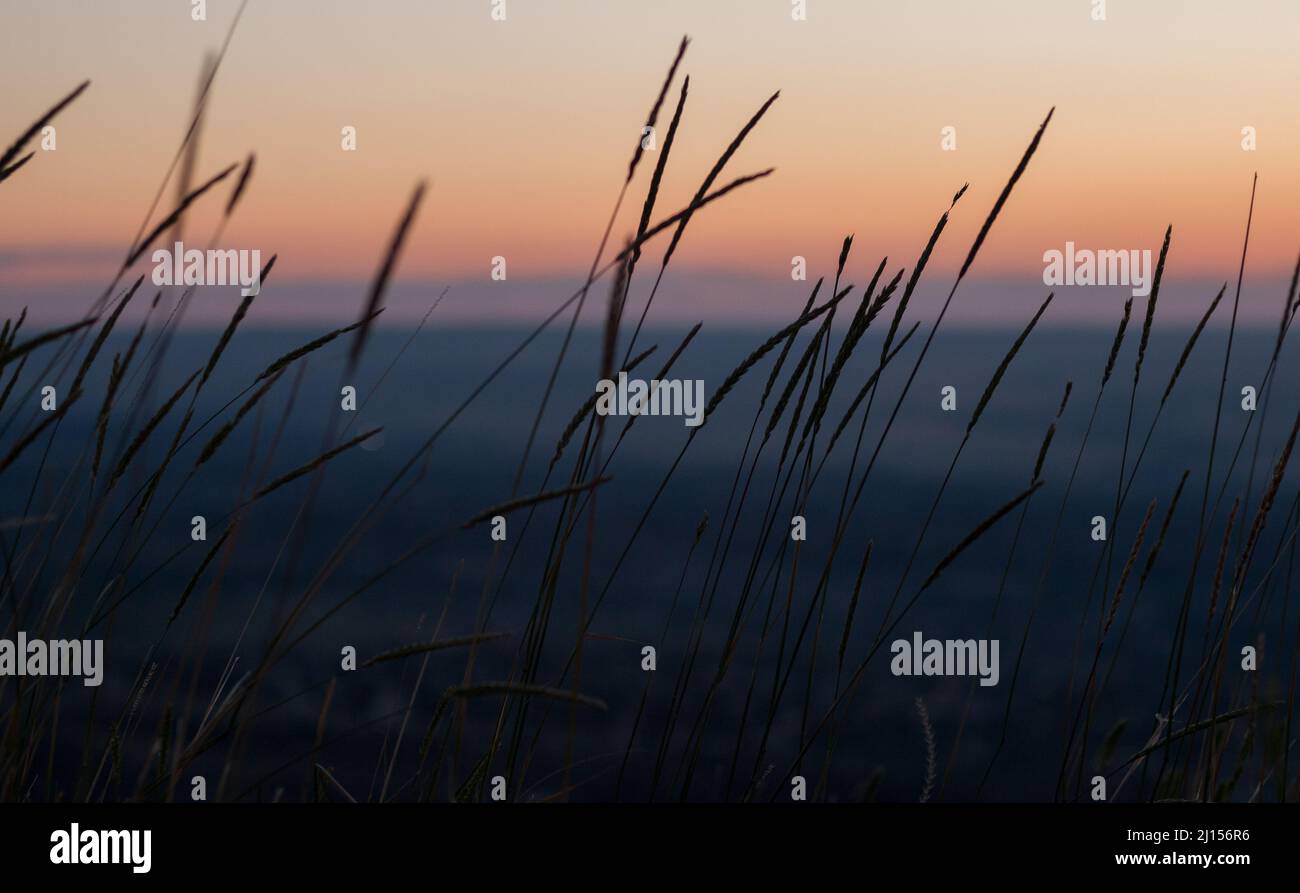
(3, 0), (1299, 323)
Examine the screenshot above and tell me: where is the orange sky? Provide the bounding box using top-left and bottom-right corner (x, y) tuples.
(3, 0), (1299, 313)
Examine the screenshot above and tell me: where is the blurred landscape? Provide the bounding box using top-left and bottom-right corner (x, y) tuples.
(6, 318), (1296, 801)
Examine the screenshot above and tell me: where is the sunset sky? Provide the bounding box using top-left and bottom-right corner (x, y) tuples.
(3, 0), (1299, 324)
